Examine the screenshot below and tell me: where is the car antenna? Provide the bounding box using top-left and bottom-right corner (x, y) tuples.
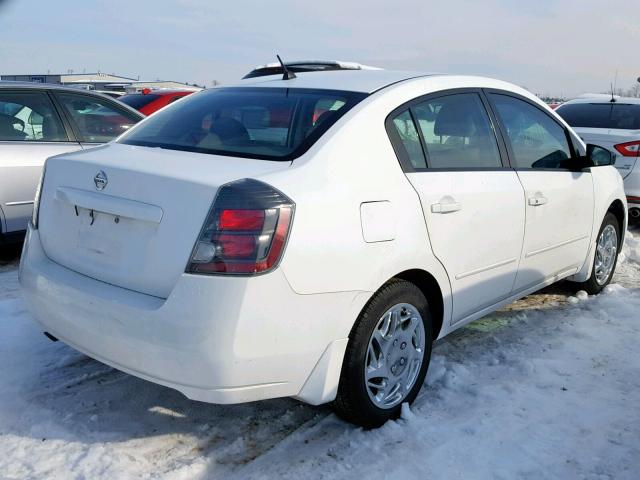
(277, 54), (296, 80)
(609, 82), (617, 103)
(609, 69), (618, 103)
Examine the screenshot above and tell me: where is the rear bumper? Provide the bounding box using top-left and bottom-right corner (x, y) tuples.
(20, 225), (364, 405)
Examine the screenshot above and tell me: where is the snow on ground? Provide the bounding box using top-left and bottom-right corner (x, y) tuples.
(0, 230), (638, 480)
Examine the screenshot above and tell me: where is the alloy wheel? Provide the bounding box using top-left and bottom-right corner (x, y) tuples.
(364, 303), (426, 409)
(594, 224), (618, 285)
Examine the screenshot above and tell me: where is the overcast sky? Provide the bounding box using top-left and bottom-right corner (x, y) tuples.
(1, 0), (638, 97)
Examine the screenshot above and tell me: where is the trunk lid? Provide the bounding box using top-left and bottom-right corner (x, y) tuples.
(38, 143), (290, 298)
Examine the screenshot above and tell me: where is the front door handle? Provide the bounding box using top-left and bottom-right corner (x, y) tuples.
(528, 194), (548, 207)
(431, 200), (462, 214)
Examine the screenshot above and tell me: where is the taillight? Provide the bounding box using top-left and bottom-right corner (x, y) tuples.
(614, 140), (640, 157)
(186, 179), (295, 275)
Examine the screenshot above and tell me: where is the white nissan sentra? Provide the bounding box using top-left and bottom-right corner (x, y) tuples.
(20, 70), (627, 427)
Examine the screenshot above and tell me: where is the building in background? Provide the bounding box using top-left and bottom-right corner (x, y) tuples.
(0, 72), (203, 94)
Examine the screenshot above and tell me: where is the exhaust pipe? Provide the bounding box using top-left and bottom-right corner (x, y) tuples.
(630, 207), (640, 220)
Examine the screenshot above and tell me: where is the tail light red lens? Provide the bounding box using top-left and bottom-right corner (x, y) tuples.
(219, 209), (265, 231)
(614, 140), (640, 157)
(186, 179), (295, 275)
(216, 234), (257, 258)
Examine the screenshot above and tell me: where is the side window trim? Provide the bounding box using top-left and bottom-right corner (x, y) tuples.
(46, 90), (78, 143)
(407, 107), (429, 167)
(49, 90), (84, 143)
(478, 90), (513, 168)
(483, 89), (580, 171)
(385, 88), (510, 173)
(408, 105), (430, 168)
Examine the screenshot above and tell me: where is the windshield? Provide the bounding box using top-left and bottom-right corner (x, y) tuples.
(119, 87), (367, 161)
(556, 102), (640, 130)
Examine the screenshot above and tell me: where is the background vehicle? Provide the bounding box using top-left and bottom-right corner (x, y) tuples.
(556, 97), (640, 222)
(0, 82), (143, 244)
(21, 71), (626, 427)
(96, 90), (125, 99)
(119, 89), (195, 115)
(242, 60), (381, 79)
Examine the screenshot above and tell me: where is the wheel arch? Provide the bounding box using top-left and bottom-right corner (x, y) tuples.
(393, 269), (445, 340)
(607, 199), (625, 252)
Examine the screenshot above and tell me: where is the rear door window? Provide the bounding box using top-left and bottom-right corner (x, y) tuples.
(556, 102), (640, 130)
(489, 93), (573, 169)
(0, 91), (68, 142)
(412, 93), (502, 169)
(387, 92), (503, 170)
(55, 92), (139, 143)
(119, 87), (367, 161)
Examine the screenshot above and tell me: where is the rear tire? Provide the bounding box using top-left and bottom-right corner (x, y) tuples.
(333, 279), (432, 428)
(572, 212), (620, 295)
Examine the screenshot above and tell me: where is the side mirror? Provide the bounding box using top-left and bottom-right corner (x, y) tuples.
(586, 144), (613, 167)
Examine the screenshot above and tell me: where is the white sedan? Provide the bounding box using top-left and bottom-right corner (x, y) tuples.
(20, 70), (627, 427)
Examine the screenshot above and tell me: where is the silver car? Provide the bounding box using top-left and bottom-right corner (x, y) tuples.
(0, 82), (143, 244)
(556, 96), (640, 222)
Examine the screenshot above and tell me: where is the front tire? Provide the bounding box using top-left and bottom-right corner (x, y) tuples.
(333, 279), (432, 428)
(573, 212), (620, 295)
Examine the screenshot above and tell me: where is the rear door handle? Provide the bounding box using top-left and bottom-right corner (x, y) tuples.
(528, 194), (548, 206)
(431, 200), (462, 214)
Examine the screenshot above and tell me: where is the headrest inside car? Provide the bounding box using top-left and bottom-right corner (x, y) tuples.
(434, 102), (475, 137)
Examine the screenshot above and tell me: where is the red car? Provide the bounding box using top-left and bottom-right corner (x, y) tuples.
(119, 89), (195, 115)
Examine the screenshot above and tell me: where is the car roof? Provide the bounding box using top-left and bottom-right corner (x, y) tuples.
(237, 70), (437, 93)
(243, 60), (382, 79)
(0, 80), (107, 93)
(234, 70), (538, 98)
(123, 90), (194, 96)
(251, 60), (381, 70)
(561, 95), (640, 106)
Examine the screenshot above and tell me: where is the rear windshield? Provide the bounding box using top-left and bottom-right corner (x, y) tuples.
(556, 102), (640, 130)
(119, 94), (161, 110)
(119, 87), (367, 161)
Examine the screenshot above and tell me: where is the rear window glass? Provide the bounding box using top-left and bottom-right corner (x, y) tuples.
(556, 103), (640, 130)
(119, 87), (367, 161)
(119, 94), (161, 110)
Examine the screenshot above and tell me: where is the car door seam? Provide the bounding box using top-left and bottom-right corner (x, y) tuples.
(524, 234), (590, 258)
(454, 257), (518, 280)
